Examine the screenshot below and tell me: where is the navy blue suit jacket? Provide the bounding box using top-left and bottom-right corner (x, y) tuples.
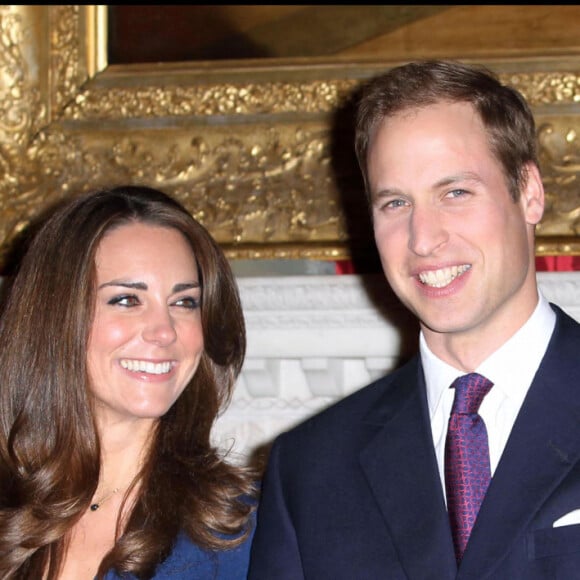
(248, 304), (580, 579)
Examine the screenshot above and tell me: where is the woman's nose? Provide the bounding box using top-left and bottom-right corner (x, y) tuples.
(142, 308), (177, 346)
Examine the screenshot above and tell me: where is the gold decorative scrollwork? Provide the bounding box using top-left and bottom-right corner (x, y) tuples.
(61, 73), (580, 122)
(65, 80), (360, 120)
(537, 120), (580, 234)
(502, 72), (580, 106)
(3, 5), (580, 270)
(0, 6), (47, 242)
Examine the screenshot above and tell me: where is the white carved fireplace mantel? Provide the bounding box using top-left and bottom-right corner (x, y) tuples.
(213, 272), (580, 465)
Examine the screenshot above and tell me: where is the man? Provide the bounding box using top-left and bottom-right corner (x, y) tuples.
(248, 60), (580, 579)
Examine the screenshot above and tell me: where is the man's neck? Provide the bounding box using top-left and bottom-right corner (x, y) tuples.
(422, 291), (541, 372)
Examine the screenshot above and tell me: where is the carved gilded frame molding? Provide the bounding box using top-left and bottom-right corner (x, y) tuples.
(3, 5), (580, 269)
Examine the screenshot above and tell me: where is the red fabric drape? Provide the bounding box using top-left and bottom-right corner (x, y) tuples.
(335, 257), (580, 275)
(535, 255), (580, 271)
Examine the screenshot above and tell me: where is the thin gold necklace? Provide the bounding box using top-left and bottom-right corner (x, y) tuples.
(90, 487), (120, 512)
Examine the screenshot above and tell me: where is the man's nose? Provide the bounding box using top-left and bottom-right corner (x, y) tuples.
(408, 205), (449, 256)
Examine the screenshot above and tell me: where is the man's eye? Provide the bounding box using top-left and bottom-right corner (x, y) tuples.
(382, 198), (408, 210)
(447, 189), (468, 198)
(107, 295), (140, 307)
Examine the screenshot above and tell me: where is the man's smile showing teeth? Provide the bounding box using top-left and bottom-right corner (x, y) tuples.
(418, 264), (471, 288)
(120, 359), (173, 375)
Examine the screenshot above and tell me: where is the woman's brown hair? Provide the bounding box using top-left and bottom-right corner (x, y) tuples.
(0, 186), (255, 578)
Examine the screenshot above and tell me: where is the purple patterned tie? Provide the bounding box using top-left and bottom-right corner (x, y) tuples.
(445, 373), (493, 563)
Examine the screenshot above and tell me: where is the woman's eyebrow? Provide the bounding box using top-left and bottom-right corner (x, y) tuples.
(98, 281), (201, 292)
(98, 280), (147, 290)
(172, 282), (201, 293)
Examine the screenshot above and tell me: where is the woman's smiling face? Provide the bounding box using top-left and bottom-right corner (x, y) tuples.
(87, 222), (204, 429)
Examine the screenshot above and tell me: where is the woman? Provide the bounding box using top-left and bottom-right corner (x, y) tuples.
(0, 186), (256, 579)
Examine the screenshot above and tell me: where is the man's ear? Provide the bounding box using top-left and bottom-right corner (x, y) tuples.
(521, 162), (545, 226)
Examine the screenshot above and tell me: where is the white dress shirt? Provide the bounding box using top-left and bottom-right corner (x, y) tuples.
(422, 291), (556, 499)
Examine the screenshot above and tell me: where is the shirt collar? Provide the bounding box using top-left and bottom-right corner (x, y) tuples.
(422, 291), (556, 420)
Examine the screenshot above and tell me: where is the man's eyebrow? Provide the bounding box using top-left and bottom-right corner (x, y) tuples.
(369, 172), (485, 203)
(434, 172), (483, 188)
(370, 187), (405, 203)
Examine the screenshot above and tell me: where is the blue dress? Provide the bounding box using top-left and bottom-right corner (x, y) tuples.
(103, 517), (255, 579)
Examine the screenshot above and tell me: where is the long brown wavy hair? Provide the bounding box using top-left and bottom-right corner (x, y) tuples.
(0, 186), (256, 578)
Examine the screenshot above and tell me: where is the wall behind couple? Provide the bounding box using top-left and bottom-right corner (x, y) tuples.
(2, 6), (580, 281)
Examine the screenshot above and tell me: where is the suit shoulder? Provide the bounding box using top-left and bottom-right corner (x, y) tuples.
(551, 302), (580, 329)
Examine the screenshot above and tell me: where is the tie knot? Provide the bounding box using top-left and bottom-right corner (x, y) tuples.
(451, 372), (493, 415)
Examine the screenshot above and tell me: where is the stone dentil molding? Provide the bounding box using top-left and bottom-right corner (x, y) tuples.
(213, 272), (580, 464)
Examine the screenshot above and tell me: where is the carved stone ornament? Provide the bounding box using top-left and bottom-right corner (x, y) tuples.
(3, 5), (580, 269)
(215, 272), (580, 461)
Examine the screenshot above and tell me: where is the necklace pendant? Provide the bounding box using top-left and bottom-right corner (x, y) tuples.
(89, 486), (121, 513)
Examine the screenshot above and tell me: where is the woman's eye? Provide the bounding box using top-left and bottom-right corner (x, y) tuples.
(107, 295), (140, 307)
(173, 296), (200, 310)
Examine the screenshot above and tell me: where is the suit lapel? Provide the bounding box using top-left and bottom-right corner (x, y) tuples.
(359, 358), (457, 580)
(459, 306), (580, 578)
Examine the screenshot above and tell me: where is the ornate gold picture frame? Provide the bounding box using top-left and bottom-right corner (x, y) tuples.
(3, 5), (580, 270)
